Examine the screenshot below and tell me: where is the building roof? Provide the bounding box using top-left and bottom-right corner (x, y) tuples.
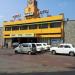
(3, 15), (64, 26)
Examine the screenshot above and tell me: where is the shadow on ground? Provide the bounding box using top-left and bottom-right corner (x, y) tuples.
(0, 71), (75, 75)
(67, 67), (75, 70)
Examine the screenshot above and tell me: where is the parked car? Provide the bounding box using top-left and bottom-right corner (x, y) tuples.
(41, 43), (50, 51)
(12, 42), (19, 48)
(14, 43), (37, 55)
(37, 43), (50, 51)
(47, 44), (51, 50)
(50, 43), (75, 56)
(34, 43), (43, 52)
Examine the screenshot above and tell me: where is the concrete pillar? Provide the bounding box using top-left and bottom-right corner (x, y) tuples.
(5, 38), (12, 48)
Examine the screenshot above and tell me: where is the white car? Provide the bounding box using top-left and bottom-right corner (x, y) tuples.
(34, 43), (43, 52)
(41, 43), (50, 51)
(50, 43), (75, 56)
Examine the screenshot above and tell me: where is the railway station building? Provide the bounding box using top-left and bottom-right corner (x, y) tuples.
(3, 0), (64, 47)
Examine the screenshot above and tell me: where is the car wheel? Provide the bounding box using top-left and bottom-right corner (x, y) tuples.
(15, 51), (18, 54)
(69, 52), (74, 56)
(51, 50), (56, 55)
(28, 51), (31, 55)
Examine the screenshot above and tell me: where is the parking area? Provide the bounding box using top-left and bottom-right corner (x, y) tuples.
(0, 48), (75, 73)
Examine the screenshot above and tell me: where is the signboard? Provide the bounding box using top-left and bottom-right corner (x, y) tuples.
(10, 34), (34, 37)
(22, 34), (34, 37)
(51, 39), (63, 44)
(25, 12), (33, 16)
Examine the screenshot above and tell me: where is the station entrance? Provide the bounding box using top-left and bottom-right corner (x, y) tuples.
(12, 37), (37, 43)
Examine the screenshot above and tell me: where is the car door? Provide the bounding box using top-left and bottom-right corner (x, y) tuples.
(32, 44), (37, 52)
(22, 44), (29, 53)
(56, 45), (64, 54)
(19, 44), (24, 53)
(63, 45), (71, 54)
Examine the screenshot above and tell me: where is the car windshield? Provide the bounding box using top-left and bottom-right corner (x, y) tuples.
(13, 43), (19, 45)
(22, 44), (28, 47)
(43, 44), (46, 46)
(36, 44), (42, 46)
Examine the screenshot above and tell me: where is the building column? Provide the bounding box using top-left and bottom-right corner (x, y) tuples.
(5, 38), (12, 48)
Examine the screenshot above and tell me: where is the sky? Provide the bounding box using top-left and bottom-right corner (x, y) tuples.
(0, 0), (75, 27)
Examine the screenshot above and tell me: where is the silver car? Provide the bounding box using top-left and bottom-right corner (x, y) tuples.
(14, 43), (37, 55)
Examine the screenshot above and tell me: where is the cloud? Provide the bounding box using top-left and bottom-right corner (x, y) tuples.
(59, 3), (64, 7)
(0, 16), (4, 18)
(58, 2), (67, 8)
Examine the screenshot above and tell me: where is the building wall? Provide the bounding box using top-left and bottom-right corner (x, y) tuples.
(64, 20), (75, 45)
(0, 27), (4, 48)
(3, 15), (64, 47)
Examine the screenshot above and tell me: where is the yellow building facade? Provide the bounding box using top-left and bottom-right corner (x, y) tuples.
(3, 0), (64, 47)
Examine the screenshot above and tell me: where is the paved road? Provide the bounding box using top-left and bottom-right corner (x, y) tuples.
(0, 71), (75, 75)
(0, 48), (75, 75)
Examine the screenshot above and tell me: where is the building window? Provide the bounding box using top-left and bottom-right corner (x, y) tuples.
(50, 22), (61, 28)
(12, 26), (19, 30)
(39, 23), (48, 29)
(29, 24), (37, 29)
(5, 27), (11, 31)
(20, 25), (28, 30)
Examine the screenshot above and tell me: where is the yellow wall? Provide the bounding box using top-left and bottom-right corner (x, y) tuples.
(3, 28), (62, 38)
(3, 15), (64, 38)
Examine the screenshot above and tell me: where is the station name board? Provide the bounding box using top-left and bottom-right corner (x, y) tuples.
(10, 34), (34, 37)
